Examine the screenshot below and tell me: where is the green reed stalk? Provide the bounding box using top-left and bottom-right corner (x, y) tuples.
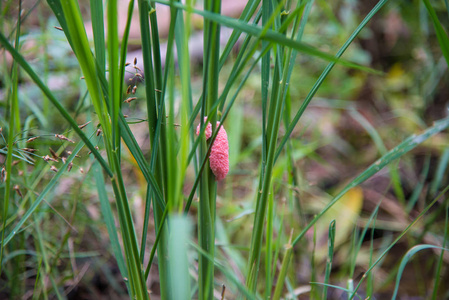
(136, 0), (170, 297)
(59, 1), (148, 298)
(196, 0), (221, 298)
(0, 1), (21, 276)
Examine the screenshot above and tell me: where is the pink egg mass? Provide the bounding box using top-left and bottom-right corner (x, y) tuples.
(196, 117), (229, 181)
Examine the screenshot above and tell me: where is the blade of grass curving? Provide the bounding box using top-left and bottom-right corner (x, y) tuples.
(155, 0), (379, 73)
(292, 116), (449, 248)
(431, 203), (448, 300)
(392, 245), (449, 300)
(423, 0), (449, 67)
(275, 0), (389, 162)
(349, 185), (449, 300)
(323, 220), (336, 299)
(0, 32), (112, 177)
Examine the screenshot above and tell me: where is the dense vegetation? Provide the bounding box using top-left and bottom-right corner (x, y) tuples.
(1, 0), (449, 299)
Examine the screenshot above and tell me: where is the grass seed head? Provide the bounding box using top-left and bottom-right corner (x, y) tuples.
(43, 155), (58, 163)
(55, 134), (75, 143)
(50, 166), (58, 172)
(13, 185), (22, 197)
(78, 121), (91, 129)
(124, 97), (137, 103)
(22, 148), (38, 153)
(49, 148), (58, 159)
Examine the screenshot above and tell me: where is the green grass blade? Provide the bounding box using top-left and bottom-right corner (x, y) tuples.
(0, 2), (21, 275)
(406, 155), (430, 213)
(323, 220), (336, 299)
(92, 160), (128, 283)
(392, 245), (449, 300)
(90, 0), (105, 73)
(272, 238), (293, 300)
(431, 204), (448, 300)
(119, 115), (165, 210)
(119, 0), (135, 97)
(46, 0), (74, 49)
(107, 0), (121, 150)
(423, 0), (449, 67)
(430, 147), (449, 197)
(59, 0), (112, 154)
(144, 206), (168, 279)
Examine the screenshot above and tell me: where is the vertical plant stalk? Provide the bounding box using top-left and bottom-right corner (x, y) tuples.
(272, 231), (293, 300)
(136, 0), (170, 297)
(108, 0), (120, 151)
(0, 0), (21, 276)
(59, 1), (148, 299)
(246, 0), (290, 293)
(198, 0), (221, 298)
(323, 220), (336, 299)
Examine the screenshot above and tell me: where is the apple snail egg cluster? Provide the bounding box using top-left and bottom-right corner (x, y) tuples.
(196, 117), (229, 181)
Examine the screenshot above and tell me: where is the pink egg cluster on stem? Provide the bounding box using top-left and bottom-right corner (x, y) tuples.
(196, 117), (229, 181)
